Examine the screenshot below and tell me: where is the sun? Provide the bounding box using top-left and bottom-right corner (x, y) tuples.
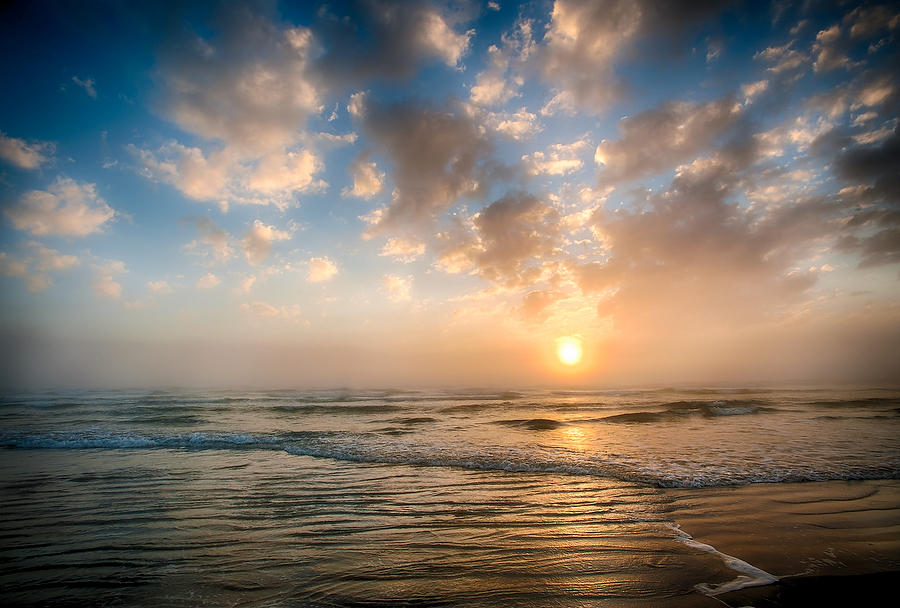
(556, 336), (583, 366)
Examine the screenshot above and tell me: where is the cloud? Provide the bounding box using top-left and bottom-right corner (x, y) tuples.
(594, 96), (742, 184)
(539, 0), (640, 113)
(158, 8), (321, 153)
(0, 242), (79, 292)
(379, 237), (426, 263)
(812, 23), (855, 73)
(242, 220), (293, 265)
(844, 4), (900, 40)
(741, 79), (769, 104)
(539, 0), (730, 114)
(523, 138), (589, 176)
(196, 273), (221, 289)
(519, 290), (563, 321)
(754, 41), (809, 74)
(129, 142), (325, 210)
(314, 1), (474, 83)
(482, 107), (540, 140)
(71, 76), (97, 98)
(834, 125), (900, 202)
(5, 177), (115, 237)
(247, 149), (325, 197)
(382, 274), (413, 302)
(571, 158), (835, 346)
(469, 18), (534, 107)
(0, 132), (54, 169)
(435, 192), (562, 285)
(241, 301), (303, 321)
(342, 154), (385, 199)
(147, 280), (174, 294)
(129, 143), (231, 202)
(472, 192), (561, 284)
(92, 260), (126, 299)
(182, 217), (233, 261)
(307, 257), (338, 283)
(234, 275), (256, 295)
(352, 97), (497, 231)
(832, 126), (900, 267)
(131, 6), (329, 210)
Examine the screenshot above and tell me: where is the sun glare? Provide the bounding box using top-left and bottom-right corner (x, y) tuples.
(556, 336), (583, 366)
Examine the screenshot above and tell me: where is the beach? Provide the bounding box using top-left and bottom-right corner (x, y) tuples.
(1, 388), (898, 606)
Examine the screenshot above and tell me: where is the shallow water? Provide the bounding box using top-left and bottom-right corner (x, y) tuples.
(1, 387), (899, 606)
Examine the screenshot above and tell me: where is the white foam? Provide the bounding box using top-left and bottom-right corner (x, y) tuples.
(667, 523), (778, 596)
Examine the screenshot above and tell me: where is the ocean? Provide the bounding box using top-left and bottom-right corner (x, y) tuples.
(1, 387), (899, 606)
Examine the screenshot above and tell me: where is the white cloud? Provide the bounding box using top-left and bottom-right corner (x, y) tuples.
(416, 9), (473, 68)
(754, 41), (809, 73)
(0, 243), (79, 292)
(92, 260), (126, 299)
(129, 142), (230, 202)
(196, 273), (221, 289)
(72, 76), (97, 99)
(540, 0), (642, 113)
(247, 149), (324, 196)
(127, 10), (332, 211)
(0, 132), (54, 169)
(307, 257), (338, 282)
(147, 280), (174, 294)
(523, 138), (590, 175)
(483, 107), (540, 140)
(741, 79), (769, 104)
(242, 220), (293, 265)
(160, 17), (320, 153)
(241, 301), (303, 321)
(234, 275), (256, 295)
(129, 143), (325, 210)
(382, 274), (412, 302)
(0, 252), (29, 281)
(856, 77), (895, 107)
(379, 237), (426, 263)
(469, 19), (534, 108)
(6, 177), (115, 237)
(342, 155), (385, 199)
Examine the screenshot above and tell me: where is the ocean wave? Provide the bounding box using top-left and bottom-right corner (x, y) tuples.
(493, 418), (566, 430)
(269, 404), (406, 414)
(2, 428), (897, 489)
(598, 400), (772, 423)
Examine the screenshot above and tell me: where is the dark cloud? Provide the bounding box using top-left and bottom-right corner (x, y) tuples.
(595, 95), (743, 184)
(353, 96), (499, 231)
(835, 126), (900, 202)
(313, 0), (475, 83)
(837, 229), (900, 268)
(474, 192), (560, 284)
(833, 126), (900, 267)
(539, 0), (734, 113)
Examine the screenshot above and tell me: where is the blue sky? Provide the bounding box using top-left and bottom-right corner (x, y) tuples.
(1, 0), (898, 387)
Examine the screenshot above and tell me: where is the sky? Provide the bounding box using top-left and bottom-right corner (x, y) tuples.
(1, 0), (899, 389)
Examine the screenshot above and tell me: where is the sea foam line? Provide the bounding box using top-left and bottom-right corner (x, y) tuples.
(666, 523), (778, 596)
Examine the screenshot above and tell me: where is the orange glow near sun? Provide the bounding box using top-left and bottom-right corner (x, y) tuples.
(556, 336), (583, 366)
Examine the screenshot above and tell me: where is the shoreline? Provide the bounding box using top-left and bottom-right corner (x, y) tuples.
(662, 479), (900, 606)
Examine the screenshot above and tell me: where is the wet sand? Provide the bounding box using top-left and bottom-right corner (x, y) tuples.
(664, 479), (900, 606)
